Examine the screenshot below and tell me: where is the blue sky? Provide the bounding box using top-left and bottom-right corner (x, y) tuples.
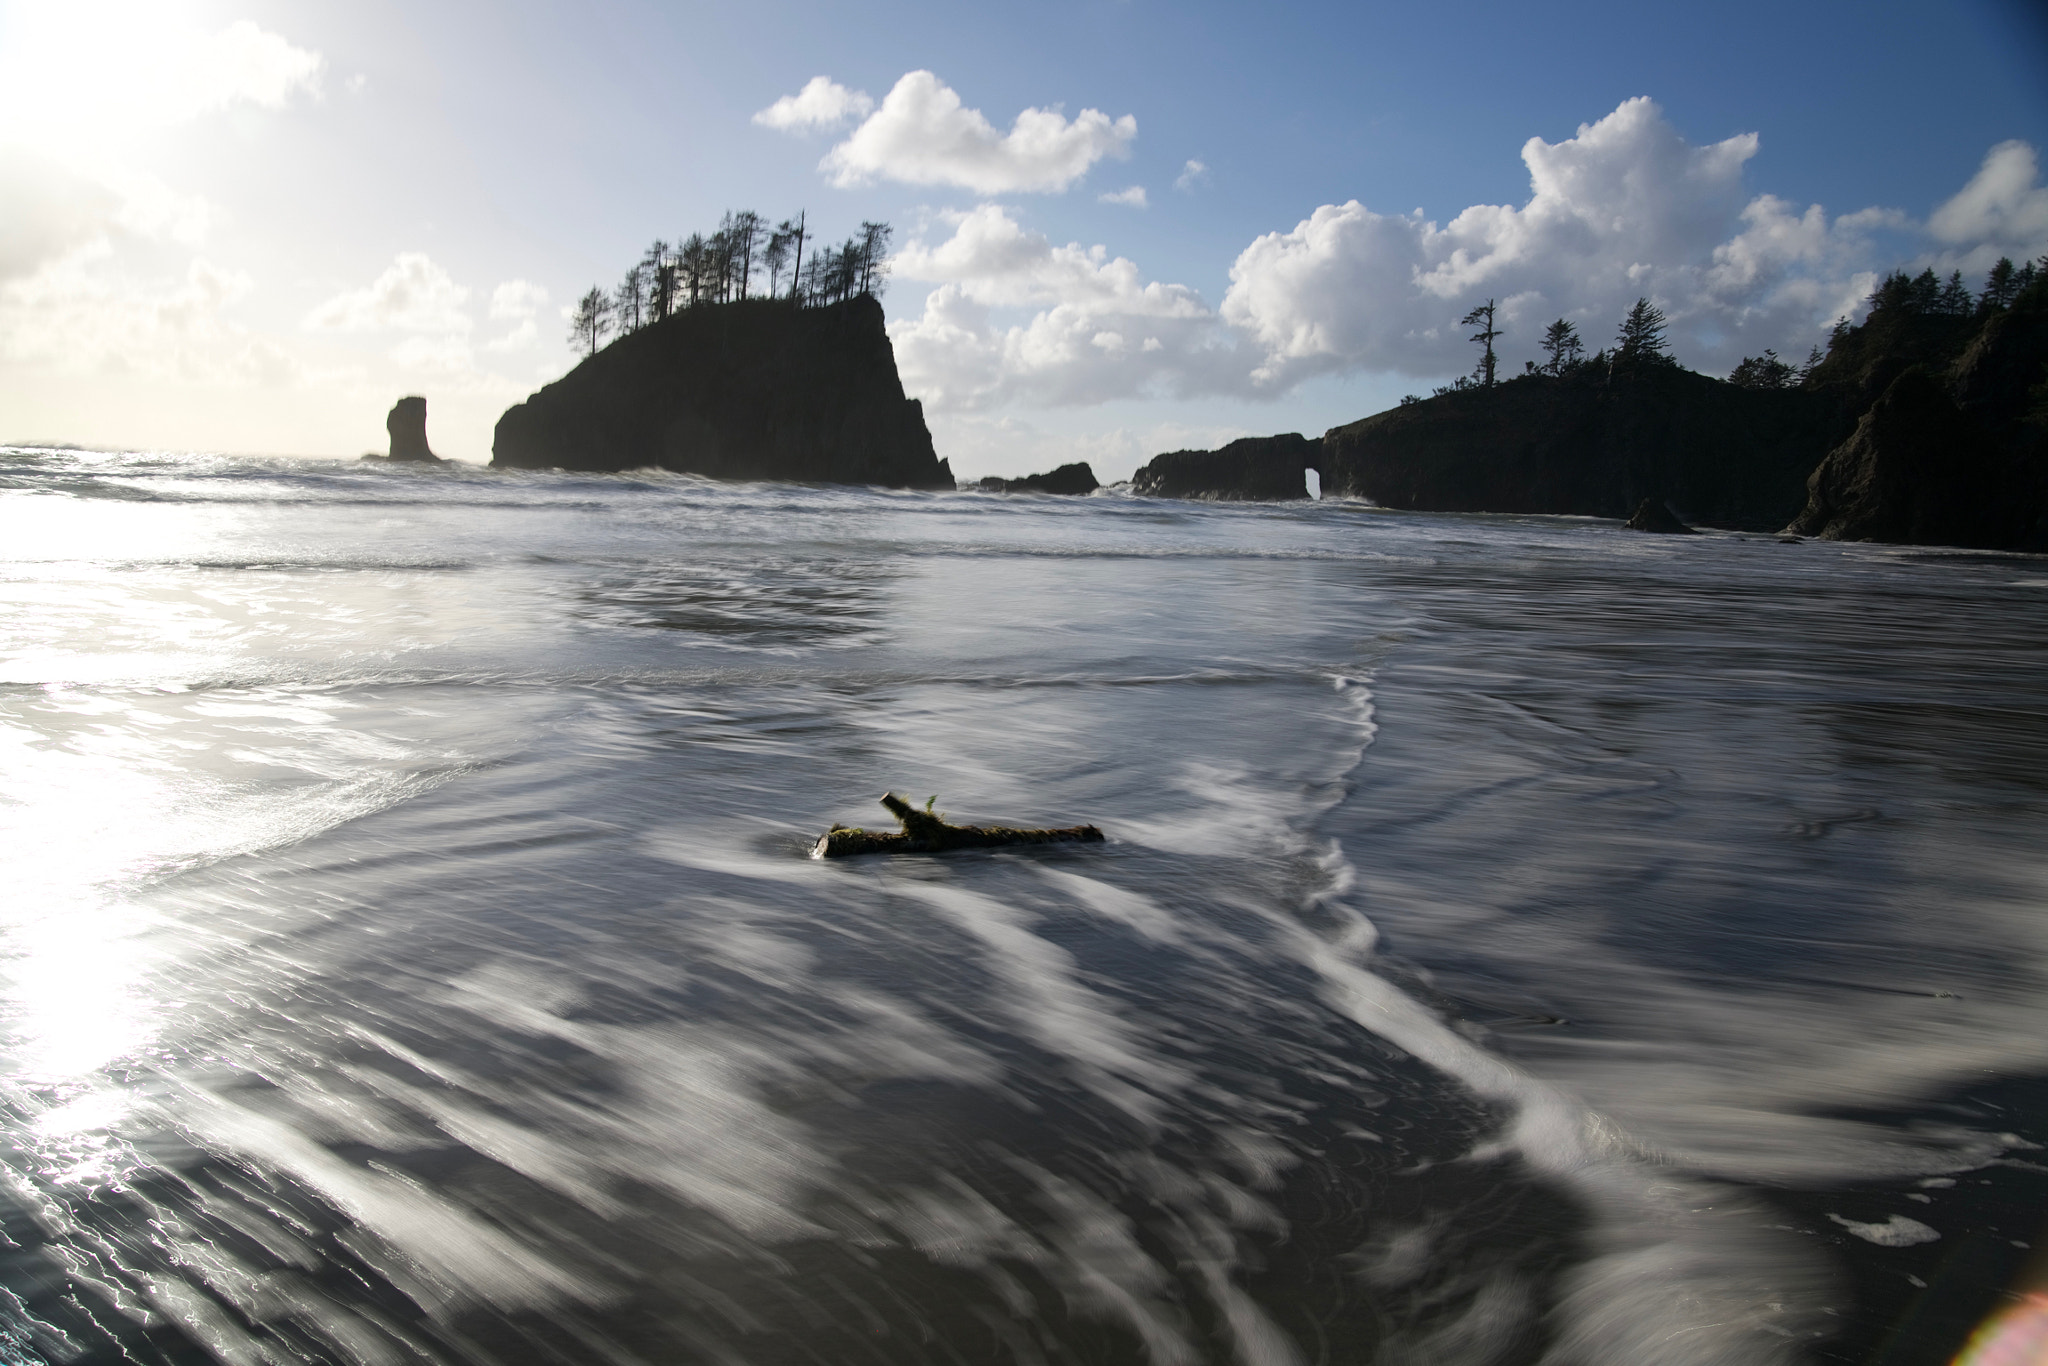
(2, 0), (2044, 475)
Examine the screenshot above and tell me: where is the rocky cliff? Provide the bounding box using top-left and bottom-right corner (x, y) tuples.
(492, 295), (953, 488)
(1787, 280), (2047, 548)
(1131, 434), (1321, 501)
(1319, 370), (1849, 530)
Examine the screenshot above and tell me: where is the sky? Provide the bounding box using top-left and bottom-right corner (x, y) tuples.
(1, 0), (2045, 478)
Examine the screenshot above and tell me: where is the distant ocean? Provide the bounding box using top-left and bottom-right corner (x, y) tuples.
(2, 446), (2045, 1366)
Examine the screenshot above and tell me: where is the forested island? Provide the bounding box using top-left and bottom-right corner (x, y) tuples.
(491, 212), (952, 488)
(1135, 258), (2048, 550)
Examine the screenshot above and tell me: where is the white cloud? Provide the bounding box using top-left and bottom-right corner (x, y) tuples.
(1219, 97), (1934, 385)
(305, 254), (473, 334)
(391, 333), (475, 374)
(0, 10), (322, 164)
(819, 71), (1136, 194)
(1099, 186), (1148, 209)
(489, 279), (549, 319)
(0, 150), (120, 282)
(485, 279), (549, 350)
(889, 204), (1234, 410)
(889, 101), (2048, 417)
(0, 247), (267, 382)
(1928, 140), (2048, 260)
(1174, 160), (1210, 192)
(753, 76), (874, 132)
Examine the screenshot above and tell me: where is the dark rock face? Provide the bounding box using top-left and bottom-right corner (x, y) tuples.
(978, 462), (1099, 495)
(1131, 434), (1320, 500)
(1785, 368), (2015, 546)
(492, 296), (952, 489)
(1623, 498), (1697, 533)
(1319, 370), (1849, 530)
(382, 396), (439, 462)
(1786, 283), (2047, 549)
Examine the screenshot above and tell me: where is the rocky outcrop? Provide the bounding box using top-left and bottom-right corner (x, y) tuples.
(491, 295), (953, 488)
(1785, 368), (2018, 546)
(979, 462), (1099, 495)
(1319, 370), (1849, 530)
(1786, 279), (2047, 549)
(1131, 434), (1320, 501)
(1623, 498), (1696, 533)
(365, 395), (441, 462)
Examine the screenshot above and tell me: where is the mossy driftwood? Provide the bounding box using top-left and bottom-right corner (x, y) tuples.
(812, 793), (1105, 859)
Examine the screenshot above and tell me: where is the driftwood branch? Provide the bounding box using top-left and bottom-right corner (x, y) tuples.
(812, 793), (1105, 859)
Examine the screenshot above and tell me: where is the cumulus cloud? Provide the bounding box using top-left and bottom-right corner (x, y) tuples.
(1174, 160), (1210, 192)
(1099, 186), (1148, 209)
(753, 76), (874, 132)
(1928, 140), (2048, 261)
(889, 204), (1235, 409)
(485, 279), (549, 351)
(1220, 97), (1930, 385)
(305, 254), (473, 334)
(0, 249), (271, 383)
(0, 150), (120, 282)
(818, 71), (1135, 194)
(884, 100), (2048, 426)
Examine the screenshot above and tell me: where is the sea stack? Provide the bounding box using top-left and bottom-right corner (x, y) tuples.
(491, 295), (953, 488)
(384, 396), (440, 462)
(978, 462), (1100, 495)
(1131, 434), (1322, 501)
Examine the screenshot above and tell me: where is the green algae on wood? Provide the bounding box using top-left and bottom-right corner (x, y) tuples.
(812, 793), (1105, 859)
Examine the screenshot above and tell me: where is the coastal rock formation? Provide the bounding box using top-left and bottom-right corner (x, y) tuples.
(369, 395), (440, 462)
(1785, 369), (2012, 545)
(978, 462), (1099, 495)
(1623, 498), (1697, 533)
(1786, 272), (2047, 549)
(492, 295), (953, 488)
(1131, 434), (1321, 501)
(1319, 370), (1848, 530)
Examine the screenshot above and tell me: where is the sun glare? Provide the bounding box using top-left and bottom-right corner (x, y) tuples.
(0, 1), (321, 166)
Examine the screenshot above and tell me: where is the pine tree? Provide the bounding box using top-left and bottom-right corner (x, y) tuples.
(1613, 298), (1671, 366)
(857, 221), (893, 297)
(613, 264), (646, 334)
(569, 287), (611, 356)
(1459, 299), (1501, 387)
(1937, 270), (1972, 316)
(1729, 349), (1793, 389)
(1539, 318), (1583, 375)
(1980, 257), (2019, 313)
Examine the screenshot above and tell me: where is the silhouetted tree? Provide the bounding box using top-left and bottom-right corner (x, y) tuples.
(1729, 348), (1793, 389)
(762, 228), (792, 299)
(857, 221), (893, 296)
(1538, 318), (1583, 375)
(1937, 270), (1972, 316)
(614, 264), (647, 334)
(642, 241), (675, 322)
(1613, 298), (1672, 367)
(680, 233), (711, 307)
(1797, 344), (1823, 384)
(1460, 299), (1500, 387)
(781, 212), (807, 301)
(1981, 257), (2019, 313)
(570, 287), (611, 356)
(729, 210), (764, 300)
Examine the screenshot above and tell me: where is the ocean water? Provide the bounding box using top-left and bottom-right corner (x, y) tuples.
(1, 446), (2045, 1366)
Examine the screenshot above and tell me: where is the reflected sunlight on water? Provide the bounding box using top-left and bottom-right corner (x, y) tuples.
(0, 446), (2043, 1366)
